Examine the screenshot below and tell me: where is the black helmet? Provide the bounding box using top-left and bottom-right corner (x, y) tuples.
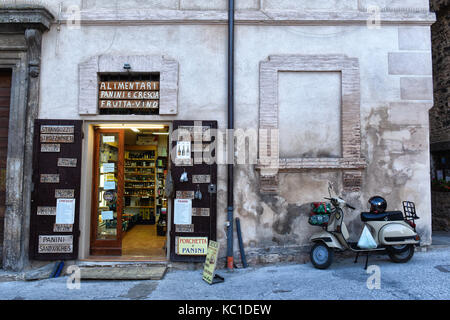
(368, 196), (387, 214)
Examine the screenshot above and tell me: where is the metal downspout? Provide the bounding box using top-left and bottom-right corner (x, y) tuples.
(227, 0), (235, 270)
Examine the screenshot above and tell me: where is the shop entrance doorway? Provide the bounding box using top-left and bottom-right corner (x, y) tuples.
(90, 124), (169, 260)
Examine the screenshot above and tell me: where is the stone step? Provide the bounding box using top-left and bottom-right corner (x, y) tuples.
(69, 262), (168, 280)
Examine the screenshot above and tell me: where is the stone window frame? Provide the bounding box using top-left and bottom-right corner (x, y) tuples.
(78, 55), (179, 115)
(258, 54), (366, 193)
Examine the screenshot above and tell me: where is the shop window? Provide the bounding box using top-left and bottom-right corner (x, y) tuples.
(98, 73), (160, 115)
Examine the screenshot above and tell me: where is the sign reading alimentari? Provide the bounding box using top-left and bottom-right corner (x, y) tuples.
(99, 81), (160, 109)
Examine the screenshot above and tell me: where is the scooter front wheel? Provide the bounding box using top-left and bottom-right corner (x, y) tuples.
(310, 242), (334, 269)
(387, 244), (415, 263)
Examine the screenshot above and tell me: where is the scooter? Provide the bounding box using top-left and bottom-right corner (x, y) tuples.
(309, 186), (421, 270)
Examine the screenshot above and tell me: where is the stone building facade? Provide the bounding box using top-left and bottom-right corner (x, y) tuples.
(430, 0), (450, 231)
(0, 0), (437, 271)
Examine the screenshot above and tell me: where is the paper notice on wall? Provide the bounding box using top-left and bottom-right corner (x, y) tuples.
(104, 181), (116, 190)
(102, 211), (114, 220)
(102, 163), (115, 173)
(55, 199), (75, 224)
(103, 136), (115, 143)
(174, 198), (192, 225)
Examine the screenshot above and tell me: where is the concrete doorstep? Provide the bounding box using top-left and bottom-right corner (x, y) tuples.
(73, 262), (168, 280)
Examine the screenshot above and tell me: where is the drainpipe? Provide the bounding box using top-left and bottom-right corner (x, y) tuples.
(226, 0), (235, 271)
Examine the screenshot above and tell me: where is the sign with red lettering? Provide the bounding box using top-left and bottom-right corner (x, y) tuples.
(176, 237), (208, 256)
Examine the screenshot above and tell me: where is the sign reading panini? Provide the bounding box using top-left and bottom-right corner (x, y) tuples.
(99, 81), (160, 110)
(177, 237), (208, 255)
(38, 235), (73, 253)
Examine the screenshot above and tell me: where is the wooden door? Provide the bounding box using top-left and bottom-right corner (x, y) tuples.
(90, 129), (124, 256)
(170, 121), (217, 262)
(29, 120), (83, 260)
(0, 69), (12, 246)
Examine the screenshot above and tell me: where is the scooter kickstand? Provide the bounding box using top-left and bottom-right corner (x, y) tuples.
(364, 252), (369, 270)
(354, 252), (359, 263)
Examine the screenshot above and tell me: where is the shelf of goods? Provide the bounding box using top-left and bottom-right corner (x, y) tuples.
(123, 145), (157, 229)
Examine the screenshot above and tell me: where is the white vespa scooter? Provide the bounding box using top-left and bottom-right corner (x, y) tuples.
(309, 186), (421, 269)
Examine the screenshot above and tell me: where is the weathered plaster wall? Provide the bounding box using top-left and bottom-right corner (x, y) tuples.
(34, 1), (435, 263)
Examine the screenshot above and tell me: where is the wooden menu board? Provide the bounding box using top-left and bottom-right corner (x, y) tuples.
(98, 81), (160, 110)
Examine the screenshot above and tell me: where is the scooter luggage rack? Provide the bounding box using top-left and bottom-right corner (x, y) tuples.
(402, 201), (419, 221)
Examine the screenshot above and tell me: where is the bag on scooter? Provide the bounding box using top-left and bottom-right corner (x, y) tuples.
(308, 202), (332, 226)
(357, 226), (377, 249)
(311, 202), (333, 214)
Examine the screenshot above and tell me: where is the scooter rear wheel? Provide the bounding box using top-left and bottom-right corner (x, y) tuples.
(310, 242), (334, 269)
(387, 244), (414, 263)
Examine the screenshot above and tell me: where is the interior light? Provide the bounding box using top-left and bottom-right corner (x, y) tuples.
(152, 132), (169, 135)
(97, 124), (166, 130)
(131, 128), (140, 133)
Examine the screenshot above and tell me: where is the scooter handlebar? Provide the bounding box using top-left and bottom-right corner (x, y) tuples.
(345, 204), (356, 210)
(324, 197), (356, 210)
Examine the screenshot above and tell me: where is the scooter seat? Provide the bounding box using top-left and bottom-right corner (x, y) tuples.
(360, 211), (404, 222)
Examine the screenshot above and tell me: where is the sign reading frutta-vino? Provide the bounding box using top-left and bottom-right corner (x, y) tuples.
(99, 81), (160, 110)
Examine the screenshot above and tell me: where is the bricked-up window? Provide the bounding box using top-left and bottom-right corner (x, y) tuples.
(99, 73), (160, 115)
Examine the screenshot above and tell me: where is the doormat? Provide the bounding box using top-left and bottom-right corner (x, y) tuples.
(72, 263), (167, 280)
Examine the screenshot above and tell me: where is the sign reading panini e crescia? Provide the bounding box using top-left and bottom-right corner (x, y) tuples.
(98, 81), (160, 110)
(177, 237), (208, 255)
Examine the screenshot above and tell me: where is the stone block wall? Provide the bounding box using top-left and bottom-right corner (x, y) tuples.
(432, 191), (450, 230)
(430, 1), (450, 145)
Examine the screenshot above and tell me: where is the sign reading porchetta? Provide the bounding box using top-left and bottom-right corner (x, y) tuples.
(98, 81), (160, 110)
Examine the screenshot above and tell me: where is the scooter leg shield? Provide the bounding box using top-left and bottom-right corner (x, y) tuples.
(310, 232), (344, 250)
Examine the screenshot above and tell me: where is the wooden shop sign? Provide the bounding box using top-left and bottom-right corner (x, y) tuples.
(57, 158), (77, 167)
(175, 224), (194, 233)
(40, 134), (74, 144)
(192, 175), (211, 184)
(53, 224), (73, 233)
(40, 125), (74, 134)
(176, 237), (208, 256)
(38, 235), (73, 253)
(37, 206), (56, 216)
(99, 81), (160, 110)
(192, 208), (210, 217)
(41, 144), (61, 153)
(40, 174), (60, 184)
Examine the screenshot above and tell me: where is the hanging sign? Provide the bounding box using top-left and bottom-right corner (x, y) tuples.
(202, 240), (224, 285)
(174, 198), (192, 225)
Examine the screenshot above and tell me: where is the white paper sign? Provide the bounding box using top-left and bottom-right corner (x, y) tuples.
(103, 136), (115, 143)
(55, 199), (75, 224)
(103, 163), (115, 173)
(104, 181), (116, 190)
(102, 211), (114, 220)
(174, 198), (192, 225)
